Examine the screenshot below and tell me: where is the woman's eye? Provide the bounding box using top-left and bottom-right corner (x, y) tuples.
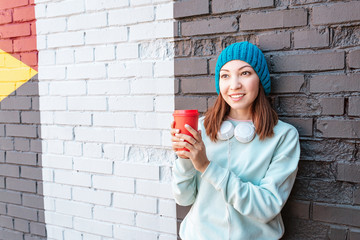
(220, 74), (229, 79)
(241, 71), (250, 76)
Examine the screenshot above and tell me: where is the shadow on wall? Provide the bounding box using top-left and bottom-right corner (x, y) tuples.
(0, 75), (46, 239)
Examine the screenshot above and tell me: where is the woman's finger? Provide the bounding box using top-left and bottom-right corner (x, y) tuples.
(175, 150), (190, 159)
(185, 124), (201, 142)
(171, 121), (182, 136)
(171, 136), (184, 142)
(171, 141), (183, 149)
(170, 128), (180, 137)
(172, 141), (189, 149)
(172, 141), (195, 152)
(175, 133), (195, 144)
(197, 130), (202, 143)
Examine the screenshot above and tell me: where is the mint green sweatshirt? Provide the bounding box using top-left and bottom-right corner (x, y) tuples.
(172, 117), (300, 240)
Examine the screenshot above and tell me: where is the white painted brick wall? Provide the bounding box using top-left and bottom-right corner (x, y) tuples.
(68, 13), (107, 31)
(74, 47), (94, 63)
(85, 28), (128, 45)
(130, 22), (174, 41)
(116, 43), (139, 59)
(92, 175), (134, 193)
(73, 157), (113, 174)
(113, 193), (157, 213)
(47, 32), (84, 48)
(36, 18), (67, 34)
(54, 170), (91, 187)
(114, 226), (158, 240)
(38, 50), (55, 66)
(73, 217), (113, 237)
(46, 0), (85, 17)
(85, 0), (129, 11)
(72, 187), (111, 206)
(87, 80), (130, 95)
(95, 46), (116, 61)
(35, 0), (176, 238)
(56, 48), (75, 64)
(136, 213), (177, 234)
(108, 6), (155, 25)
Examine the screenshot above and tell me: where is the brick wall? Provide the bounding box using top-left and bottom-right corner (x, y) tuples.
(174, 0), (360, 239)
(0, 0), (359, 239)
(0, 0), (44, 239)
(34, 0), (177, 239)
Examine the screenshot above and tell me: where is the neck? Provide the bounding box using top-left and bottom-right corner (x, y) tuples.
(228, 108), (252, 121)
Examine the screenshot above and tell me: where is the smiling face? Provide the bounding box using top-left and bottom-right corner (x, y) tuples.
(219, 60), (260, 120)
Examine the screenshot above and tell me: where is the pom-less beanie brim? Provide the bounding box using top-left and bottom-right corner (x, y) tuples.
(215, 42), (271, 95)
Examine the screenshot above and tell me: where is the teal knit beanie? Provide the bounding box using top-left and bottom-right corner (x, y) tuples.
(215, 41), (271, 95)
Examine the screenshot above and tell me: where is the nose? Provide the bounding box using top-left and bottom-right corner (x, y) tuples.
(230, 76), (241, 90)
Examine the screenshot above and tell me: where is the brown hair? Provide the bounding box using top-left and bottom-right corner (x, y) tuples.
(204, 85), (278, 142)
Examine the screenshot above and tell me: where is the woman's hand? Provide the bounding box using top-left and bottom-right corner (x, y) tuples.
(171, 121), (210, 173)
(171, 121), (188, 159)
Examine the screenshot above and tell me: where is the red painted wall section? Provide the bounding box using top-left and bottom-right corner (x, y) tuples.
(0, 0), (38, 71)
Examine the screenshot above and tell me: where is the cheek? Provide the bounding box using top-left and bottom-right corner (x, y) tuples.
(219, 80), (227, 93)
(252, 82), (260, 91)
(248, 77), (260, 92)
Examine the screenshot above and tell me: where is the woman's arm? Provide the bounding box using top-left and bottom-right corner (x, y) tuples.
(202, 127), (300, 223)
(170, 121), (198, 206)
(172, 157), (198, 206)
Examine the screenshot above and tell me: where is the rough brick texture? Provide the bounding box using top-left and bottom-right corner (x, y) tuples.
(181, 17), (238, 36)
(294, 28), (329, 49)
(258, 32), (291, 51)
(349, 97), (360, 116)
(312, 1), (360, 25)
(271, 51), (345, 72)
(310, 74), (360, 93)
(349, 49), (360, 69)
(174, 0), (208, 18)
(240, 9), (307, 31)
(212, 0), (274, 14)
(174, 0), (360, 239)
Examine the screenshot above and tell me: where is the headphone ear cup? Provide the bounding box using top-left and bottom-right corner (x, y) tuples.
(234, 122), (256, 143)
(217, 121), (234, 140)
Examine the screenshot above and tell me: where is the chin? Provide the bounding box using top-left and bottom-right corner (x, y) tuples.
(228, 102), (251, 111)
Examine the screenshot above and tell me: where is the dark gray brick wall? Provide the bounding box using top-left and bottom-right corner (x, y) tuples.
(174, 0), (360, 239)
(0, 75), (46, 239)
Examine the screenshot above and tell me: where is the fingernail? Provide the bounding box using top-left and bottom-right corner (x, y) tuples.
(175, 134), (180, 137)
(185, 124), (190, 128)
(175, 129), (180, 133)
(180, 139), (184, 142)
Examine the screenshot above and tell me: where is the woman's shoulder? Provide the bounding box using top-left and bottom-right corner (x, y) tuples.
(273, 119), (299, 140)
(198, 116), (206, 130)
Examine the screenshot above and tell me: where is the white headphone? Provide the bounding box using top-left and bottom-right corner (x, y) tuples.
(217, 121), (256, 143)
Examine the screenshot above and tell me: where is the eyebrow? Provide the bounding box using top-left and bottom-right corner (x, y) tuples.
(220, 65), (252, 72)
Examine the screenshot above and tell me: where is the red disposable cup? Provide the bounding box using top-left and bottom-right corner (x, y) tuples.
(173, 110), (199, 152)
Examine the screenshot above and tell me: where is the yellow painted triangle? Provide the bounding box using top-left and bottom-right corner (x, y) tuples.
(0, 49), (38, 102)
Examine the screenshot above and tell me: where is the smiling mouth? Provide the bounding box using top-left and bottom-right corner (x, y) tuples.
(230, 94), (245, 99)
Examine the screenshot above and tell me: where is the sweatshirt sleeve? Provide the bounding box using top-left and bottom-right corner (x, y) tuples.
(171, 157), (198, 206)
(201, 126), (300, 223)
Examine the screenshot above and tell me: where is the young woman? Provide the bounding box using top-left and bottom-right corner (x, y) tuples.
(171, 41), (300, 240)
